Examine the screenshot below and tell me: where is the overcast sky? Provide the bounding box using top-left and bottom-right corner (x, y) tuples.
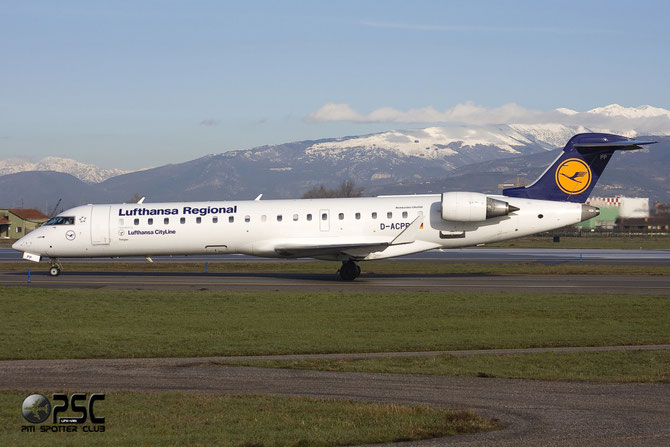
(1, 0), (669, 169)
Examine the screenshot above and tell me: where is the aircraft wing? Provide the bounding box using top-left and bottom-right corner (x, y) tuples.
(274, 241), (390, 258)
(273, 216), (424, 259)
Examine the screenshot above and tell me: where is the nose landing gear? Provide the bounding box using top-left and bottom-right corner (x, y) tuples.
(48, 258), (63, 277)
(338, 260), (361, 281)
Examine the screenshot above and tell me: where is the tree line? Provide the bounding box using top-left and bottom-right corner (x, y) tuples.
(302, 181), (363, 199)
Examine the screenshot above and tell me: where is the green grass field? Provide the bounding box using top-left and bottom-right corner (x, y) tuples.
(1, 286), (666, 445)
(0, 393), (498, 446)
(488, 235), (670, 249)
(226, 350), (670, 383)
(1, 287), (668, 360)
(3, 260), (670, 276)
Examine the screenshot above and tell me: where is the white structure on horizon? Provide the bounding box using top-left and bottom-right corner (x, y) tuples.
(586, 196), (650, 218)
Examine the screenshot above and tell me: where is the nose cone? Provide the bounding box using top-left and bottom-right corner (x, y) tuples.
(12, 231), (37, 253)
(12, 238), (24, 251)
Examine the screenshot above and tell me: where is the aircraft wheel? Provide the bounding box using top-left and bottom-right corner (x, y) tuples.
(339, 261), (359, 281)
(49, 266), (61, 277)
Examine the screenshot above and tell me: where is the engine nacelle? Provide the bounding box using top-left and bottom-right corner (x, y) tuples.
(441, 192), (518, 222)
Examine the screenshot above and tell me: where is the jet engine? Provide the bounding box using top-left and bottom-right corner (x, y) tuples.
(441, 192), (518, 222)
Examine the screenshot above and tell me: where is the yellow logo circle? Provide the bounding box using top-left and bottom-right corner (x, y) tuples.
(555, 158), (592, 195)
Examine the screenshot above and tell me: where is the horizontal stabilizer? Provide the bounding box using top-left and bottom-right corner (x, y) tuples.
(574, 139), (656, 152)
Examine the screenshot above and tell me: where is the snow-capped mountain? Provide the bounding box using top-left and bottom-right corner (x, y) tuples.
(554, 104), (670, 137)
(586, 104), (670, 119)
(307, 123), (586, 161)
(305, 104), (670, 160)
(0, 157), (131, 183)
(554, 104), (670, 120)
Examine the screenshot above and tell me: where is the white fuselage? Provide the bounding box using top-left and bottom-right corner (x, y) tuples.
(14, 194), (585, 261)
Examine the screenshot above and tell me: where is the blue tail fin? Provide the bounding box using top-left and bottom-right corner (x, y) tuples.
(503, 133), (656, 203)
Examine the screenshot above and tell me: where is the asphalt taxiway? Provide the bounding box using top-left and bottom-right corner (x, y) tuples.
(2, 270), (670, 294)
(4, 246), (668, 293)
(2, 247), (670, 264)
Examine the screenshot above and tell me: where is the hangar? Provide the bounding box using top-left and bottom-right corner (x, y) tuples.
(0, 208), (49, 239)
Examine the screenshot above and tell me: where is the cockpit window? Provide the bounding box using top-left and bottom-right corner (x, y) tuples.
(45, 216), (75, 226)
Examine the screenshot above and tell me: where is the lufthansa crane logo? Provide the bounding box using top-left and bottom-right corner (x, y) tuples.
(555, 158), (592, 195)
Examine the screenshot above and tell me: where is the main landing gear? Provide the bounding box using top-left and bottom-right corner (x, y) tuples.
(48, 258), (63, 277)
(339, 260), (361, 281)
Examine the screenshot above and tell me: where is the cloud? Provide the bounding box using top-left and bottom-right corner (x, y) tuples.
(304, 102), (670, 135)
(199, 119), (219, 127)
(304, 101), (545, 125)
(305, 103), (360, 122)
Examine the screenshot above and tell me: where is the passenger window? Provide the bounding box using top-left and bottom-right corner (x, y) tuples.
(229, 216), (234, 223)
(148, 218), (153, 225)
(119, 219), (124, 226)
(164, 218), (169, 224)
(196, 217), (201, 224)
(261, 215), (267, 222)
(180, 217), (186, 224)
(355, 212), (361, 220)
(418, 211), (423, 216)
(134, 218), (139, 225)
(402, 211), (408, 218)
(277, 215), (283, 222)
(321, 213), (327, 221)
(293, 214), (298, 221)
(245, 216), (251, 223)
(387, 212), (392, 218)
(307, 214), (312, 221)
(338, 213), (344, 220)
(212, 217), (218, 223)
(372, 212), (377, 219)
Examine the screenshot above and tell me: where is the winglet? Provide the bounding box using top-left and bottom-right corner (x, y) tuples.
(137, 196), (145, 204)
(254, 194), (263, 201)
(391, 216), (424, 245)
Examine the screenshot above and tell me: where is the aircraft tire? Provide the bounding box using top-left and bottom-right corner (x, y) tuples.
(339, 261), (359, 281)
(49, 266), (61, 277)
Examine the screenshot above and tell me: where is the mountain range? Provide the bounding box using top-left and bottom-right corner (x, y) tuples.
(1, 104), (669, 212)
(0, 157), (130, 183)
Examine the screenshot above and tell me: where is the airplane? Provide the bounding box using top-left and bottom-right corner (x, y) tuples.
(12, 132), (656, 280)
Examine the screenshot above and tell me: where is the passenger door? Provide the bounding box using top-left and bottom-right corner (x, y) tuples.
(90, 205), (111, 245)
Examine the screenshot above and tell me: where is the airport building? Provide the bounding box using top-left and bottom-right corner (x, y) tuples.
(618, 216), (670, 233)
(0, 208), (49, 239)
(579, 196), (649, 231)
